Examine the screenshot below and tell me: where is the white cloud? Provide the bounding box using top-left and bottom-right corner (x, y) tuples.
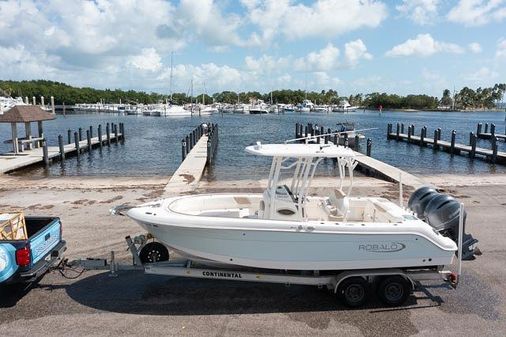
(312, 72), (340, 89)
(385, 33), (464, 57)
(179, 0), (243, 47)
(244, 55), (291, 74)
(344, 39), (372, 66)
(396, 0), (440, 25)
(464, 66), (499, 81)
(0, 45), (60, 79)
(158, 63), (244, 91)
(294, 43), (340, 71)
(447, 0), (506, 26)
(243, 0), (387, 44)
(128, 48), (162, 72)
(497, 38), (506, 58)
(468, 42), (482, 53)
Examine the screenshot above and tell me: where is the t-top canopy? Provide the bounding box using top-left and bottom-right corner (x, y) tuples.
(245, 142), (355, 158)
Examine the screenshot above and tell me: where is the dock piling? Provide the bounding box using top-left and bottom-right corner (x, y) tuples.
(89, 126), (93, 139)
(42, 140), (49, 166)
(366, 138), (372, 156)
(106, 124), (111, 146)
(98, 125), (103, 148)
(387, 123), (392, 138)
(433, 129), (438, 149)
(86, 130), (91, 151)
(67, 129), (72, 144)
(182, 139), (187, 160)
(470, 132), (476, 158)
(491, 123), (496, 138)
(396, 123), (400, 140)
(58, 135), (65, 161)
(407, 125), (412, 143)
(74, 132), (80, 156)
(485, 123), (489, 133)
(477, 123), (482, 136)
(492, 136), (498, 163)
(114, 124), (119, 143)
(79, 128), (82, 141)
(450, 130), (456, 155)
(401, 124), (405, 134)
(355, 134), (360, 148)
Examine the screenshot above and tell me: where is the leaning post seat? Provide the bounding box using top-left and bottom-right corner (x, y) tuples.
(327, 189), (350, 219)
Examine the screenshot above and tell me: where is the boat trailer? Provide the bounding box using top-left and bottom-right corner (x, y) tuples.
(63, 231), (462, 308)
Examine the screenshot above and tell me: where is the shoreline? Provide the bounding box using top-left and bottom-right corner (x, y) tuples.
(1, 172), (506, 192)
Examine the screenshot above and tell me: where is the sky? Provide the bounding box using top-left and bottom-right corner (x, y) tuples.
(0, 0), (505, 97)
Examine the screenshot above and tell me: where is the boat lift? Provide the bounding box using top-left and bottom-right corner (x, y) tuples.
(64, 203), (466, 307)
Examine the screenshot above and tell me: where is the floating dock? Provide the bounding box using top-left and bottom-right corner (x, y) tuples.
(0, 123), (123, 174)
(352, 150), (425, 189)
(387, 123), (506, 164)
(163, 124), (218, 196)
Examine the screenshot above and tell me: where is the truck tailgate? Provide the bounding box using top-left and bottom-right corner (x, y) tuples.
(30, 218), (62, 264)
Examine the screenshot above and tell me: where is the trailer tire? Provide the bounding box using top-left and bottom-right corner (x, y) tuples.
(376, 275), (411, 307)
(139, 242), (169, 264)
(337, 277), (369, 308)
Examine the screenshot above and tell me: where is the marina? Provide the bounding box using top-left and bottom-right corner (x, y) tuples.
(2, 1), (506, 335)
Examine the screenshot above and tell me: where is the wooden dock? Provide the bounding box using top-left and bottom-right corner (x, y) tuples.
(294, 123), (425, 188)
(387, 123), (506, 164)
(163, 124), (218, 196)
(475, 122), (506, 141)
(352, 150), (425, 189)
(0, 123), (123, 174)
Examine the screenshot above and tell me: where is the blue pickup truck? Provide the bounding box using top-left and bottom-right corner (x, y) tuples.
(0, 216), (66, 285)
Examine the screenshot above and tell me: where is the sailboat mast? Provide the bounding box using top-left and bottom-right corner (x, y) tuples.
(169, 52), (174, 101)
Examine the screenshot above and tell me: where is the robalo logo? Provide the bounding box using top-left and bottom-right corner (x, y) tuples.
(358, 242), (406, 253)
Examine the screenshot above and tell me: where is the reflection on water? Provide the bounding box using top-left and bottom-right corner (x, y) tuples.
(1, 110), (505, 180)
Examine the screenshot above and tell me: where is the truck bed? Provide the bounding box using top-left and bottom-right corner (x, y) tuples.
(0, 216), (66, 285)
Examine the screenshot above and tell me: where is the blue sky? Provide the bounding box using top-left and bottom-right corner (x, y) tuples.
(0, 0), (505, 97)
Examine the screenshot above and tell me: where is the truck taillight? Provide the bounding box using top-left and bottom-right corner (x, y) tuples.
(16, 246), (31, 267)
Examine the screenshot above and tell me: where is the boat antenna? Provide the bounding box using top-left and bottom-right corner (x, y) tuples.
(284, 128), (378, 144)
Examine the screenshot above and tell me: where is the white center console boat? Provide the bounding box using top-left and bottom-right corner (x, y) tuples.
(126, 143), (460, 271)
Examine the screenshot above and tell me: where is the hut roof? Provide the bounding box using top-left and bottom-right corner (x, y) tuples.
(0, 105), (56, 123)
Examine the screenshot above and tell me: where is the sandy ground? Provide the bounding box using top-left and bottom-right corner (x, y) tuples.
(0, 173), (505, 337)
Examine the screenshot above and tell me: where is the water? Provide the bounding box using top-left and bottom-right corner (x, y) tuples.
(1, 110), (505, 180)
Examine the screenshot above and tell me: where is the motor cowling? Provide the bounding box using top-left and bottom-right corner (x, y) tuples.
(409, 186), (479, 260)
(407, 186), (438, 219)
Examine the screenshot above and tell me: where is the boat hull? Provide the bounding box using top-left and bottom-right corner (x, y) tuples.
(132, 216), (455, 271)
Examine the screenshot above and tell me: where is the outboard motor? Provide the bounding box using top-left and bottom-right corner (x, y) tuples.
(409, 186), (479, 260)
(407, 186), (438, 219)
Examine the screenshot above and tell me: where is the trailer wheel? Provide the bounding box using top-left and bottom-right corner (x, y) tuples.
(376, 276), (411, 306)
(337, 277), (369, 308)
(139, 242), (169, 264)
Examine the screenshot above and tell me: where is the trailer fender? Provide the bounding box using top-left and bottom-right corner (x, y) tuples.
(333, 269), (414, 294)
(0, 244), (18, 283)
